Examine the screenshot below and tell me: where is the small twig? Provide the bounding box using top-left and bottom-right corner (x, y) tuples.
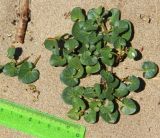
(124, 66), (143, 72)
(101, 22), (108, 33)
(34, 55), (41, 66)
(15, 0), (30, 43)
(16, 56), (30, 66)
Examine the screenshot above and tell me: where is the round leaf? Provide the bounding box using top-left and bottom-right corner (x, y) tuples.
(142, 61), (159, 79)
(121, 20), (132, 41)
(127, 75), (140, 91)
(18, 62), (39, 84)
(44, 38), (58, 51)
(109, 8), (121, 25)
(3, 62), (17, 77)
(50, 54), (66, 66)
(62, 86), (84, 105)
(86, 62), (101, 74)
(60, 66), (79, 86)
(80, 51), (98, 66)
(64, 39), (79, 52)
(89, 101), (102, 112)
(7, 47), (16, 59)
(114, 82), (129, 97)
(100, 101), (114, 113)
(100, 110), (119, 124)
(72, 98), (86, 110)
(121, 98), (137, 115)
(84, 109), (97, 124)
(100, 70), (114, 83)
(71, 7), (85, 22)
(67, 108), (80, 120)
(127, 47), (137, 59)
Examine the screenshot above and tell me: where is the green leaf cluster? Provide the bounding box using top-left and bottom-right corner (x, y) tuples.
(45, 6), (159, 124)
(0, 47), (40, 84)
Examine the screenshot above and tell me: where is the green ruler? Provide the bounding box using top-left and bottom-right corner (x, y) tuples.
(0, 99), (85, 138)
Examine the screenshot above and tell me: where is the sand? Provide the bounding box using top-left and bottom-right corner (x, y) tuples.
(0, 0), (160, 138)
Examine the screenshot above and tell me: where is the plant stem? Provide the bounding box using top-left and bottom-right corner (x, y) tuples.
(34, 55), (41, 66)
(101, 22), (107, 33)
(16, 56), (30, 66)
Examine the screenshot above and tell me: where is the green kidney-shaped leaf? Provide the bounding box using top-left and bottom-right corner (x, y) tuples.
(86, 62), (100, 74)
(62, 86), (84, 105)
(72, 21), (89, 44)
(80, 51), (98, 66)
(100, 110), (119, 124)
(67, 108), (81, 120)
(18, 62), (39, 84)
(64, 39), (79, 52)
(121, 20), (132, 41)
(127, 75), (140, 91)
(100, 70), (114, 83)
(100, 101), (114, 114)
(71, 7), (85, 22)
(7, 47), (16, 59)
(83, 87), (99, 98)
(114, 82), (129, 97)
(3, 62), (17, 77)
(72, 98), (86, 110)
(84, 109), (97, 124)
(127, 47), (137, 59)
(44, 38), (58, 51)
(108, 77), (120, 89)
(109, 8), (121, 25)
(68, 56), (84, 78)
(121, 98), (137, 115)
(100, 47), (115, 66)
(50, 54), (66, 67)
(89, 101), (102, 112)
(60, 66), (79, 86)
(142, 61), (159, 79)
(113, 20), (129, 35)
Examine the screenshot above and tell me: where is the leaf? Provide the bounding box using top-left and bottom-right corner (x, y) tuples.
(109, 8), (121, 25)
(142, 61), (159, 79)
(100, 101), (114, 113)
(94, 83), (101, 97)
(100, 47), (115, 66)
(89, 101), (102, 112)
(105, 87), (115, 101)
(62, 86), (84, 105)
(44, 38), (58, 51)
(121, 20), (132, 41)
(127, 76), (140, 91)
(87, 6), (104, 21)
(3, 62), (17, 77)
(121, 98), (137, 115)
(83, 87), (99, 98)
(100, 110), (119, 124)
(82, 20), (98, 32)
(88, 32), (103, 45)
(80, 51), (98, 66)
(18, 62), (40, 84)
(7, 47), (16, 59)
(113, 20), (129, 35)
(72, 98), (86, 110)
(72, 21), (90, 44)
(127, 47), (137, 59)
(68, 56), (84, 78)
(49, 54), (66, 66)
(71, 7), (85, 22)
(67, 108), (81, 120)
(108, 77), (120, 89)
(60, 66), (79, 86)
(64, 39), (79, 52)
(100, 70), (114, 83)
(84, 109), (97, 124)
(114, 82), (129, 97)
(86, 62), (101, 74)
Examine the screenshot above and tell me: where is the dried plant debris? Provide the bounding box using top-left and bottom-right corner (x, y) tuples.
(15, 0), (30, 43)
(44, 6), (159, 124)
(139, 14), (151, 23)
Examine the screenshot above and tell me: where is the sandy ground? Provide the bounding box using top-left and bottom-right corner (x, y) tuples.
(0, 0), (160, 138)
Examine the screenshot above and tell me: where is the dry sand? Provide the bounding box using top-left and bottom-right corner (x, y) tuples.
(0, 0), (160, 138)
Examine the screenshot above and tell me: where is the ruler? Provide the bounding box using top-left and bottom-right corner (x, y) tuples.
(0, 99), (85, 138)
